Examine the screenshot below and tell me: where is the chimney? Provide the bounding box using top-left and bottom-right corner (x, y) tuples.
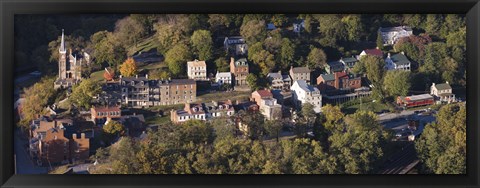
(73, 133), (77, 139)
(401, 51), (405, 55)
(69, 48), (72, 55)
(145, 74), (148, 79)
(133, 112), (136, 116)
(387, 53), (391, 58)
(376, 46), (379, 49)
(120, 75), (123, 79)
(81, 133), (85, 139)
(136, 75), (138, 79)
(230, 57), (235, 64)
(432, 82), (435, 86)
(446, 81), (449, 84)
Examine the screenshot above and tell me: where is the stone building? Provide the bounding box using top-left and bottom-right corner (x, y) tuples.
(289, 66), (311, 84)
(54, 29), (90, 89)
(187, 59), (207, 80)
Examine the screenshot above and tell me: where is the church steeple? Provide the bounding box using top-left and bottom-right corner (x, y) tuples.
(59, 29), (66, 54)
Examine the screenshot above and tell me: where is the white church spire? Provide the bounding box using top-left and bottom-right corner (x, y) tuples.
(59, 29), (66, 54)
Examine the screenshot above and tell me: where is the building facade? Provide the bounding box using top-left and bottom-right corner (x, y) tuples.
(215, 72), (232, 85)
(224, 36), (248, 56)
(91, 105), (121, 125)
(230, 58), (249, 87)
(289, 66), (311, 84)
(54, 30), (90, 89)
(317, 72), (362, 92)
(325, 61), (345, 74)
(291, 80), (322, 113)
(385, 52), (411, 71)
(431, 82), (456, 103)
(116, 75), (197, 107)
(397, 94), (434, 108)
(187, 59), (207, 80)
(267, 71), (291, 91)
(29, 118), (90, 166)
(170, 100), (235, 123)
(251, 90), (282, 120)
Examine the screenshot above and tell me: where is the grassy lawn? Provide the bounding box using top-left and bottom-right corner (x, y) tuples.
(90, 61), (165, 82)
(145, 115), (171, 125)
(197, 91), (251, 103)
(342, 101), (390, 114)
(90, 70), (105, 82)
(127, 35), (160, 56)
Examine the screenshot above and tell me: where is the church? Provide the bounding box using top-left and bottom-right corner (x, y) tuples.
(54, 29), (90, 89)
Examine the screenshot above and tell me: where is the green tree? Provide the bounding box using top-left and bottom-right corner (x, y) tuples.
(329, 110), (390, 174)
(164, 43), (192, 76)
(415, 104), (466, 174)
(246, 73), (259, 91)
(306, 47), (327, 70)
(215, 57), (230, 72)
(90, 31), (126, 67)
(362, 55), (386, 101)
(321, 104), (344, 132)
(341, 15), (365, 42)
(69, 78), (102, 109)
(103, 120), (125, 136)
(264, 120), (283, 142)
(18, 77), (56, 130)
(191, 30), (213, 61)
(425, 14), (443, 36)
(383, 70), (411, 98)
(149, 69), (171, 80)
(280, 38), (296, 70)
(376, 31), (384, 50)
(240, 19), (267, 46)
(314, 14), (346, 47)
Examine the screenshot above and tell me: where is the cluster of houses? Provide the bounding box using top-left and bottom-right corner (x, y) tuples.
(15, 24), (460, 168)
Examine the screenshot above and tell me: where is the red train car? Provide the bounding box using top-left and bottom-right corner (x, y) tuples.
(397, 94), (434, 108)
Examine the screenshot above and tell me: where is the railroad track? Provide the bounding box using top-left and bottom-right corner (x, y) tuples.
(379, 143), (419, 174)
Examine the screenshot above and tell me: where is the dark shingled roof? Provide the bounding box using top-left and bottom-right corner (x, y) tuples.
(341, 57), (357, 63)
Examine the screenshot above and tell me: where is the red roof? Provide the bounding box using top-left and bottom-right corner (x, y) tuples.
(255, 90), (273, 98)
(92, 106), (121, 113)
(363, 49), (383, 57)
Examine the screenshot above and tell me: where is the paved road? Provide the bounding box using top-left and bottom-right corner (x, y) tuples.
(14, 129), (48, 174)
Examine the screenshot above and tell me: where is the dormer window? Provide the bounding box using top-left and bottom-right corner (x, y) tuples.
(131, 81), (135, 86)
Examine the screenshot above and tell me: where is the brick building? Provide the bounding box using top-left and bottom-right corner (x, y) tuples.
(91, 105), (121, 125)
(230, 57), (249, 87)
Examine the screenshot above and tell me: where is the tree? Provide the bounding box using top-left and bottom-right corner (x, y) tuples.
(103, 120), (125, 136)
(351, 58), (366, 75)
(264, 120), (283, 142)
(383, 70), (411, 98)
(214, 57), (229, 72)
(362, 55), (386, 101)
(415, 104), (466, 174)
(425, 14), (443, 37)
(280, 38), (296, 70)
(114, 16), (146, 48)
(376, 31), (384, 50)
(238, 110), (265, 140)
(191, 30), (213, 61)
(211, 117), (236, 141)
(164, 43), (192, 76)
(329, 110), (390, 174)
(306, 47), (327, 70)
(240, 19), (267, 46)
(321, 104), (344, 132)
(149, 69), (171, 80)
(69, 78), (102, 109)
(251, 49), (276, 75)
(341, 15), (365, 42)
(154, 15), (193, 53)
(90, 31), (126, 67)
(314, 14), (346, 47)
(18, 77), (56, 130)
(130, 14), (158, 35)
(246, 73), (259, 91)
(119, 57), (138, 77)
(271, 14), (287, 27)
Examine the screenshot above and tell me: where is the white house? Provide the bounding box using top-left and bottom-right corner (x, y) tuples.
(187, 59), (207, 80)
(291, 80), (322, 113)
(215, 72), (232, 85)
(430, 82), (456, 103)
(293, 20), (305, 34)
(378, 26), (413, 46)
(385, 52), (411, 71)
(224, 36), (248, 56)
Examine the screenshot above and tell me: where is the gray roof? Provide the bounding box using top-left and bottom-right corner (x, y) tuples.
(282, 75), (291, 81)
(434, 83), (452, 91)
(291, 67), (310, 73)
(295, 80), (319, 93)
(341, 57), (357, 63)
(319, 74), (335, 82)
(390, 53), (411, 66)
(327, 61), (345, 72)
(267, 72), (282, 79)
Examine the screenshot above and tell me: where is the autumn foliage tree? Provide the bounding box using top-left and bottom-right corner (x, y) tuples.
(119, 57), (138, 77)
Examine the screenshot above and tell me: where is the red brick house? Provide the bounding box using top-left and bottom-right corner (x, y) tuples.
(91, 105), (121, 125)
(317, 72), (362, 92)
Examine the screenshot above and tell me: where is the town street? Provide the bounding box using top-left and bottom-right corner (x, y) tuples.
(14, 128), (48, 174)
